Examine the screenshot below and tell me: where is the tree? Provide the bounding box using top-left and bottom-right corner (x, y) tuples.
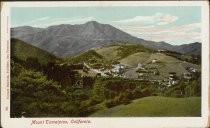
(91, 78), (108, 103)
(185, 80), (201, 97)
(11, 68), (67, 117)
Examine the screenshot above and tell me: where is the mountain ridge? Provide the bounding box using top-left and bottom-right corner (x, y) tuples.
(11, 21), (201, 57)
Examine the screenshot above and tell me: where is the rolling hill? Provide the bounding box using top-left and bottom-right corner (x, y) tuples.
(120, 52), (151, 67)
(96, 45), (121, 60)
(96, 44), (200, 76)
(96, 43), (154, 60)
(11, 37), (200, 80)
(90, 96), (201, 117)
(63, 43), (201, 79)
(11, 21), (201, 57)
(11, 38), (61, 65)
(64, 49), (104, 64)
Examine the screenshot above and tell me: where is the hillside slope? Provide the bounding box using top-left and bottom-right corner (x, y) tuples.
(97, 44), (199, 69)
(11, 38), (61, 65)
(90, 96), (201, 117)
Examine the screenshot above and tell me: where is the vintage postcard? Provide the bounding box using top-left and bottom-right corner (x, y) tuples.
(1, 1), (209, 128)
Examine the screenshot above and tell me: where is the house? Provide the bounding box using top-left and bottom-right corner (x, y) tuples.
(163, 72), (179, 86)
(147, 67), (159, 75)
(152, 59), (158, 63)
(186, 67), (200, 73)
(158, 49), (166, 52)
(136, 69), (149, 80)
(112, 63), (126, 73)
(163, 79), (178, 87)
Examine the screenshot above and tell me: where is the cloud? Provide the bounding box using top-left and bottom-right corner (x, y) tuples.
(142, 31), (200, 42)
(17, 16), (95, 28)
(113, 13), (178, 26)
(156, 13), (178, 25)
(170, 23), (200, 32)
(36, 17), (95, 27)
(116, 23), (201, 35)
(116, 22), (201, 44)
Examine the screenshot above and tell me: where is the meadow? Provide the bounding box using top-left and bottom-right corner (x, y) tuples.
(91, 96), (201, 117)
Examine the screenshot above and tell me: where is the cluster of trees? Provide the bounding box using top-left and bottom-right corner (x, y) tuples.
(11, 63), (67, 117)
(90, 78), (153, 108)
(11, 58), (155, 117)
(164, 78), (201, 98)
(160, 50), (201, 65)
(11, 57), (95, 117)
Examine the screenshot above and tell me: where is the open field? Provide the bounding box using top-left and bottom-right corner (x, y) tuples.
(90, 96), (201, 117)
(96, 46), (120, 60)
(120, 52), (151, 67)
(118, 52), (200, 79)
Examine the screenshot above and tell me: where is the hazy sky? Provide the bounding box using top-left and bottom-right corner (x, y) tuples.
(11, 7), (201, 45)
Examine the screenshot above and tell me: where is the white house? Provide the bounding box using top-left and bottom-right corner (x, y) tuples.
(152, 59), (158, 63)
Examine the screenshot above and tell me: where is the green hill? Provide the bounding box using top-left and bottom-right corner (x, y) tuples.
(120, 52), (151, 67)
(96, 45), (121, 60)
(64, 43), (155, 67)
(11, 38), (61, 65)
(64, 50), (104, 64)
(90, 96), (201, 117)
(119, 52), (200, 79)
(66, 43), (200, 79)
(96, 43), (154, 61)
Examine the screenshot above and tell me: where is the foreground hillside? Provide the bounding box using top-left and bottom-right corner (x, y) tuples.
(11, 38), (61, 65)
(91, 96), (201, 117)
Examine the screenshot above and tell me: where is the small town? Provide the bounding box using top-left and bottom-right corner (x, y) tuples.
(79, 58), (200, 87)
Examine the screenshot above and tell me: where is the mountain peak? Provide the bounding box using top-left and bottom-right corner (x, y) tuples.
(84, 21), (108, 27)
(85, 21), (100, 25)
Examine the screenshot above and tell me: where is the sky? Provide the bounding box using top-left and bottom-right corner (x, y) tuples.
(11, 7), (201, 45)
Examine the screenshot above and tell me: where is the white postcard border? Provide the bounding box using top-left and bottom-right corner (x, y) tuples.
(1, 1), (209, 128)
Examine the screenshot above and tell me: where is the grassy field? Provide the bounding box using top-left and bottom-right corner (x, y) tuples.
(120, 52), (150, 67)
(96, 46), (120, 60)
(119, 52), (195, 78)
(64, 50), (103, 64)
(90, 96), (201, 117)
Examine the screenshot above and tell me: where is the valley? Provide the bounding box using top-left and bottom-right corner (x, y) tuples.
(10, 38), (201, 117)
